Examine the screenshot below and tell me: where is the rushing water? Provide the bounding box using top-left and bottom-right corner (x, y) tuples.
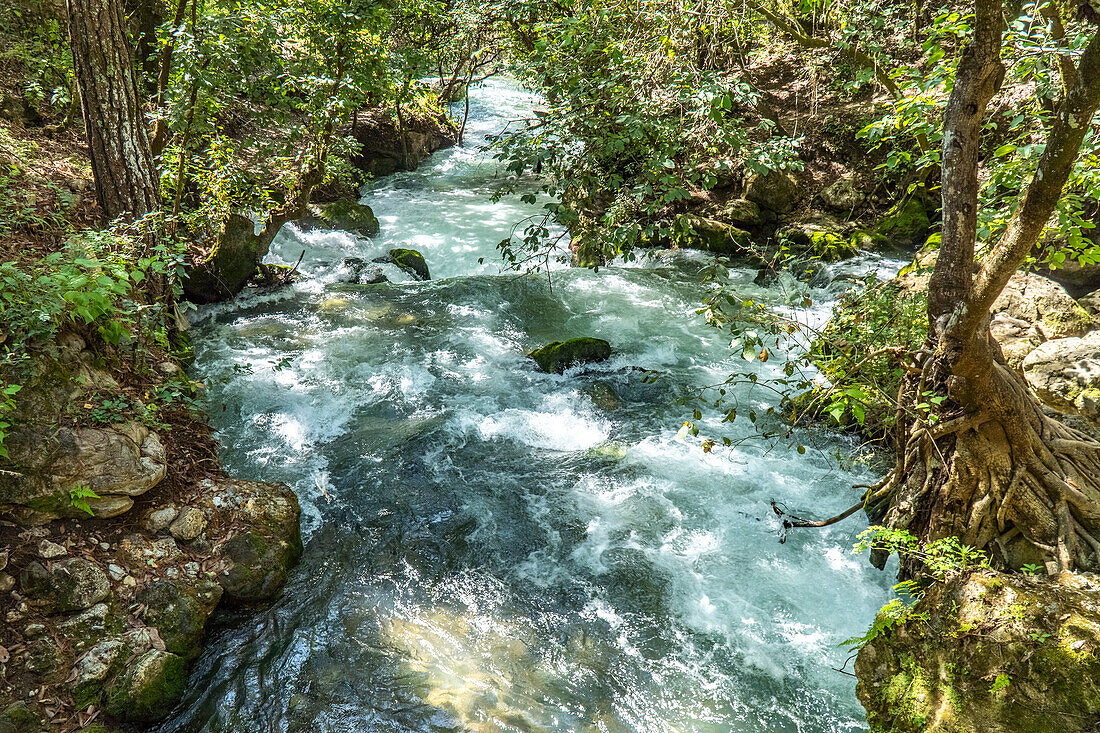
(162, 78), (900, 733)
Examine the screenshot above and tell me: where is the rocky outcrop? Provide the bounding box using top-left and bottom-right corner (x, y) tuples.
(857, 569), (1100, 733)
(680, 215), (753, 255)
(343, 108), (457, 177)
(182, 213), (273, 304)
(528, 338), (613, 374)
(0, 336), (167, 523)
(819, 173), (864, 212)
(1022, 332), (1100, 424)
(995, 272), (1094, 341)
(0, 478), (302, 728)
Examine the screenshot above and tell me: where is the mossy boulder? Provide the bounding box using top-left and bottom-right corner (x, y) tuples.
(744, 169), (800, 213)
(386, 248), (431, 281)
(721, 198), (769, 228)
(680, 215), (753, 255)
(183, 213), (268, 304)
(781, 219), (858, 261)
(137, 578), (223, 659)
(875, 199), (932, 247)
(213, 479), (303, 604)
(0, 702), (41, 733)
(301, 199), (380, 237)
(528, 338), (613, 374)
(849, 229), (889, 251)
(103, 649), (187, 723)
(856, 569), (1100, 733)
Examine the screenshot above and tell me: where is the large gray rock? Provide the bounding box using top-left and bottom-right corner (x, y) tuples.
(990, 313), (1045, 369)
(819, 173), (864, 211)
(994, 272), (1094, 341)
(298, 199), (380, 237)
(1022, 331), (1100, 424)
(137, 578), (223, 659)
(744, 169), (800, 213)
(20, 558), (110, 614)
(1080, 289), (1100, 320)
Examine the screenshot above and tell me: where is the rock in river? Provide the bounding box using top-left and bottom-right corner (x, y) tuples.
(528, 338), (613, 374)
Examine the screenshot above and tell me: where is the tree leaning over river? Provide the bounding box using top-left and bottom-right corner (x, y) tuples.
(872, 0), (1100, 575)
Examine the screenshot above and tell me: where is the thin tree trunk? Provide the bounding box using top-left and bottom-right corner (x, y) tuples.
(67, 0), (159, 222)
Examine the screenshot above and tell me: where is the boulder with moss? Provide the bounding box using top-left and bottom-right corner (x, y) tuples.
(0, 336), (167, 523)
(137, 577), (223, 659)
(856, 569), (1100, 733)
(744, 169), (800, 213)
(680, 215), (754, 255)
(528, 338), (613, 374)
(182, 213), (268, 303)
(385, 248), (431, 281)
(102, 649), (187, 723)
(206, 479), (303, 604)
(298, 198), (380, 237)
(875, 199), (932, 247)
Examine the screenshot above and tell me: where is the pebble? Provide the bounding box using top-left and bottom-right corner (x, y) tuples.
(0, 573), (14, 592)
(38, 540), (66, 559)
(147, 505), (179, 533)
(99, 542), (110, 551)
(122, 576), (136, 587)
(0, 549), (8, 571)
(23, 624), (45, 639)
(107, 564), (126, 581)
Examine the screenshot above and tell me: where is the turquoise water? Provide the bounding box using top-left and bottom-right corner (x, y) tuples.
(161, 78), (898, 733)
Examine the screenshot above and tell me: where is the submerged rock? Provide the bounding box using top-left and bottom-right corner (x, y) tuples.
(528, 338), (613, 374)
(1022, 332), (1100, 424)
(856, 569), (1100, 733)
(386, 248), (431, 281)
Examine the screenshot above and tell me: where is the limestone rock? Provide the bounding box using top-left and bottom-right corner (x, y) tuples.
(37, 539), (66, 559)
(744, 169), (800, 213)
(23, 637), (62, 675)
(20, 558), (110, 614)
(103, 649), (187, 723)
(87, 494), (134, 518)
(56, 603), (121, 655)
(168, 507), (206, 541)
(819, 173), (864, 211)
(147, 505), (179, 533)
(71, 637), (126, 707)
(528, 338), (613, 374)
(0, 701), (41, 733)
(1022, 332), (1100, 423)
(137, 578), (223, 659)
(995, 272), (1094, 340)
(387, 248), (431, 281)
(990, 313), (1045, 369)
(856, 569), (1100, 733)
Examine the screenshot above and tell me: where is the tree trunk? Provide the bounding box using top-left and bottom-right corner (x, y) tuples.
(67, 0), (159, 223)
(873, 4), (1100, 577)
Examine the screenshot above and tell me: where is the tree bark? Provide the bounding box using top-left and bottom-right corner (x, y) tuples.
(67, 0), (159, 223)
(873, 3), (1100, 577)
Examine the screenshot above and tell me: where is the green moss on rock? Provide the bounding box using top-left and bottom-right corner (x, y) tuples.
(527, 338), (613, 374)
(103, 649), (187, 723)
(389, 248), (431, 281)
(876, 199), (932, 247)
(316, 199), (380, 237)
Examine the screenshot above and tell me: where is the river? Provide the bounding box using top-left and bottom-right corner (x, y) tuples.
(160, 78), (898, 733)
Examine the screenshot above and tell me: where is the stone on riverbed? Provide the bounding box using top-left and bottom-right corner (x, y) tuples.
(528, 338), (613, 374)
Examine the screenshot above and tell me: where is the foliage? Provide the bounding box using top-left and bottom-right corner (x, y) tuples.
(68, 485), (99, 516)
(492, 1), (802, 267)
(842, 526), (989, 648)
